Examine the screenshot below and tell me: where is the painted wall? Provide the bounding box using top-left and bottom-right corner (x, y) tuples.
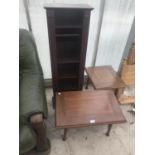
(96, 0), (135, 71)
(19, 0), (28, 29)
(19, 0), (135, 78)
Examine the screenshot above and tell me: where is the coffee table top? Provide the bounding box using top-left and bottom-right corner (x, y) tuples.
(56, 90), (126, 128)
(85, 66), (126, 90)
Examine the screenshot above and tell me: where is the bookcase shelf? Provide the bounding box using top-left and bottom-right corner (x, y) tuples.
(57, 59), (80, 64)
(57, 78), (79, 91)
(56, 34), (80, 37)
(56, 25), (82, 29)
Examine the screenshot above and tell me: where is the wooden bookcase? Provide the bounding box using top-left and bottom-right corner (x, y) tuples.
(44, 4), (93, 106)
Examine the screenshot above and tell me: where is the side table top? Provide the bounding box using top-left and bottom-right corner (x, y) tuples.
(85, 65), (126, 90)
(56, 90), (126, 128)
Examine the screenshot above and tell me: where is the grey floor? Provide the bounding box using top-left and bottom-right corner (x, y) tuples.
(44, 88), (135, 155)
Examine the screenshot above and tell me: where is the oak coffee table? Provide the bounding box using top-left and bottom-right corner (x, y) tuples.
(85, 65), (125, 90)
(56, 90), (126, 140)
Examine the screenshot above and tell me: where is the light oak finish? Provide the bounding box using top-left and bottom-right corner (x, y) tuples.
(127, 46), (135, 65)
(85, 66), (126, 90)
(120, 60), (135, 86)
(118, 95), (135, 104)
(117, 59), (135, 104)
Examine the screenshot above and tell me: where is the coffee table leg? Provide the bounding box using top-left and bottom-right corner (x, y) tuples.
(85, 77), (89, 89)
(106, 124), (112, 136)
(63, 128), (67, 141)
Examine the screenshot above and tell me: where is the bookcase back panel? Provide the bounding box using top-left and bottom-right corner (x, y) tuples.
(56, 37), (81, 63)
(55, 10), (83, 26)
(58, 63), (79, 78)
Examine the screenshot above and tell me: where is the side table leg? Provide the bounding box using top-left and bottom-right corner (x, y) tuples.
(63, 128), (67, 141)
(85, 76), (89, 89)
(106, 124), (112, 136)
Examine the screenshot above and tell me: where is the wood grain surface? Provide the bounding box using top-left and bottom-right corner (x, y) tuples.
(85, 66), (126, 90)
(56, 90), (126, 128)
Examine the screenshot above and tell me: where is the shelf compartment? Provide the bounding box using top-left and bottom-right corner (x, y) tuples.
(57, 78), (79, 91)
(58, 75), (78, 79)
(58, 58), (79, 64)
(56, 37), (81, 62)
(58, 63), (79, 79)
(56, 25), (82, 29)
(56, 34), (80, 37)
(56, 27), (82, 35)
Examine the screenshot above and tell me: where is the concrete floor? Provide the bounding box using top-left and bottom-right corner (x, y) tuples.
(44, 88), (135, 155)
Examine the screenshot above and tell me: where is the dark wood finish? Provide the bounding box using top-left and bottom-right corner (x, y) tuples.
(45, 4), (93, 103)
(105, 124), (113, 136)
(85, 66), (126, 90)
(56, 90), (126, 139)
(62, 128), (67, 141)
(32, 122), (50, 152)
(78, 10), (91, 88)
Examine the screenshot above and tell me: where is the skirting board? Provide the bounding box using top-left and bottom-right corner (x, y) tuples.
(44, 76), (88, 88)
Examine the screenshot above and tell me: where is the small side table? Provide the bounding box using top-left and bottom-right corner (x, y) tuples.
(85, 66), (125, 91)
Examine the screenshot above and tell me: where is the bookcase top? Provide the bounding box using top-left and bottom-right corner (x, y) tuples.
(44, 3), (94, 10)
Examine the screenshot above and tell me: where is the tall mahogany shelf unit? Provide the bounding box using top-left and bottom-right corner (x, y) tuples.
(44, 4), (93, 107)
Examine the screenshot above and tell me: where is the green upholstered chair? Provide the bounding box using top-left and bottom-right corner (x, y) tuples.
(19, 29), (50, 154)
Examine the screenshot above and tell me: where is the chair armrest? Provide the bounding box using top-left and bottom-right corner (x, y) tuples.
(30, 113), (43, 124)
(20, 73), (48, 120)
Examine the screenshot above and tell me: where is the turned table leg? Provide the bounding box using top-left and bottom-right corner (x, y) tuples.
(63, 128), (67, 141)
(106, 124), (112, 136)
(32, 122), (50, 152)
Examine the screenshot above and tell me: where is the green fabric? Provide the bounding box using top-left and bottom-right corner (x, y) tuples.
(19, 29), (48, 120)
(19, 29), (48, 153)
(19, 125), (37, 154)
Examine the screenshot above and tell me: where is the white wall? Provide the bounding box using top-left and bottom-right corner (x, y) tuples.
(19, 0), (28, 29)
(28, 0), (53, 79)
(19, 0), (135, 78)
(96, 0), (135, 71)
